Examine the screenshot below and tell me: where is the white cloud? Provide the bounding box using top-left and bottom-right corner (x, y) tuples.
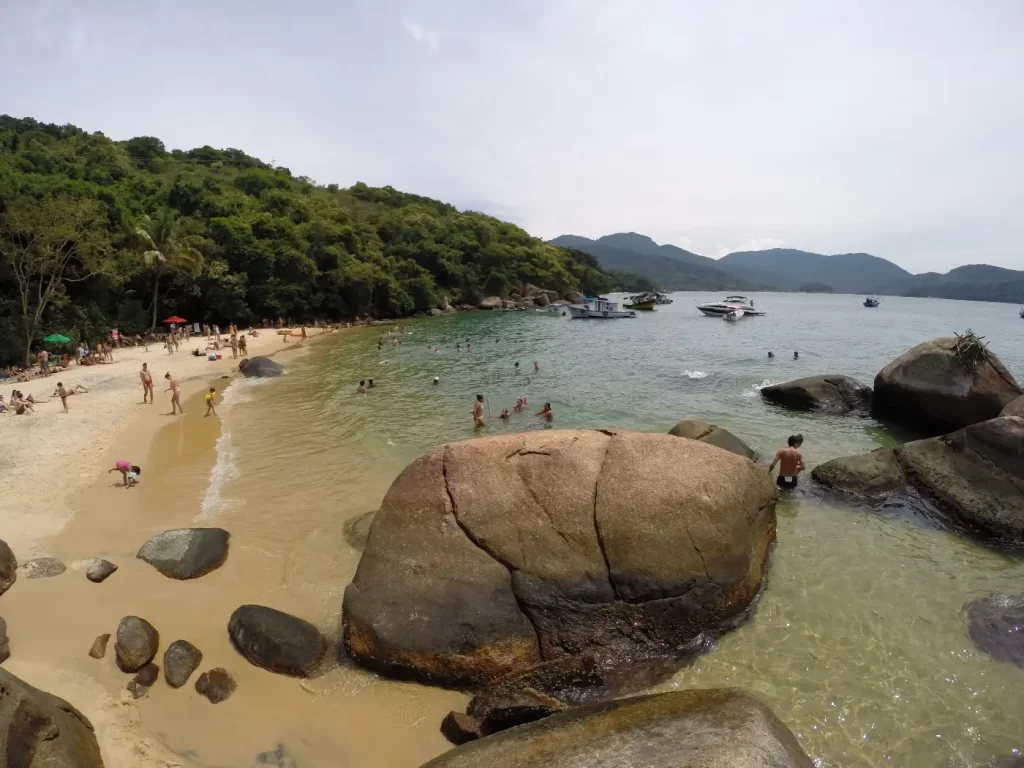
(400, 15), (439, 52)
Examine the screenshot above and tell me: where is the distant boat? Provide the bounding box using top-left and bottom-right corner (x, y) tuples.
(655, 292), (673, 305)
(1019, 306), (1024, 319)
(568, 296), (637, 319)
(864, 297), (881, 307)
(624, 292), (657, 311)
(697, 295), (766, 317)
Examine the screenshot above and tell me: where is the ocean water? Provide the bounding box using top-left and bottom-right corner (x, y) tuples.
(199, 293), (1024, 767)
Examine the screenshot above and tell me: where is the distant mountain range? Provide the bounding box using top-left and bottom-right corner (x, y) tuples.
(549, 233), (1024, 303)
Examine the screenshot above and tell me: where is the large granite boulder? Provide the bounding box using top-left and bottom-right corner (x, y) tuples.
(238, 356), (284, 378)
(966, 594), (1024, 668)
(137, 528), (230, 579)
(115, 616), (159, 672)
(761, 375), (872, 413)
(478, 297), (502, 310)
(0, 667), (105, 767)
(0, 538), (15, 597)
(564, 292), (583, 305)
(1002, 395), (1024, 418)
(0, 617), (9, 664)
(343, 429), (778, 685)
(420, 688), (813, 768)
(873, 337), (1021, 436)
(668, 420), (757, 460)
(343, 510), (376, 552)
(533, 293), (551, 307)
(228, 605), (326, 678)
(813, 416), (1024, 541)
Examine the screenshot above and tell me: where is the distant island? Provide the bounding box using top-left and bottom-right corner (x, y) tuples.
(551, 233), (1024, 303)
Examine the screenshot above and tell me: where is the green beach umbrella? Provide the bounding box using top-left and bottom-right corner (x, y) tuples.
(42, 334), (72, 343)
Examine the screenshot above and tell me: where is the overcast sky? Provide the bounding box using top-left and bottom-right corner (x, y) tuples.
(2, 0), (1022, 272)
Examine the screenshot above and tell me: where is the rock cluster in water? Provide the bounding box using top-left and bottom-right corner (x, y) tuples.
(137, 527), (230, 579)
(228, 605), (326, 678)
(344, 429), (777, 685)
(965, 594), (1024, 668)
(238, 356), (285, 377)
(668, 420), (757, 460)
(761, 375), (872, 413)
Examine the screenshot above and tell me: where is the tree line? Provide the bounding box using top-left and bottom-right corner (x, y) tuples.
(0, 116), (616, 365)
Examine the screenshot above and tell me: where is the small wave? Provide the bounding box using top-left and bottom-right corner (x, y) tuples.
(197, 427), (237, 523)
(682, 370), (711, 379)
(742, 379), (774, 398)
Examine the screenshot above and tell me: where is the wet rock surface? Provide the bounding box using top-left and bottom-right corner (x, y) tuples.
(0, 617), (9, 664)
(128, 663), (160, 699)
(421, 688), (813, 768)
(344, 429), (777, 685)
(668, 420), (757, 460)
(137, 527), (230, 579)
(114, 616), (159, 672)
(0, 538), (16, 596)
(164, 639), (203, 688)
(238, 356), (284, 377)
(343, 510), (376, 552)
(229, 605), (326, 678)
(761, 375), (872, 413)
(20, 556), (66, 579)
(966, 594), (1024, 668)
(195, 667), (237, 703)
(88, 633), (110, 660)
(85, 558), (117, 583)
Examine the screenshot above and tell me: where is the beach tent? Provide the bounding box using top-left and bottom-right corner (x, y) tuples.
(163, 316), (187, 324)
(42, 334), (72, 343)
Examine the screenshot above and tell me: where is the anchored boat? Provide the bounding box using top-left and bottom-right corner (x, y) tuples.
(568, 296), (637, 319)
(696, 295), (766, 317)
(864, 297), (881, 307)
(624, 292), (657, 311)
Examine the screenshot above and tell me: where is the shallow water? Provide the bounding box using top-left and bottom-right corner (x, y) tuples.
(197, 293), (1023, 767)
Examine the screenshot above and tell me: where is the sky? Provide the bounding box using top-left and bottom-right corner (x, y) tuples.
(1, 0), (1022, 273)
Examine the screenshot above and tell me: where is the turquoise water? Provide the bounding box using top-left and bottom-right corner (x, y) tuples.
(205, 293), (1024, 767)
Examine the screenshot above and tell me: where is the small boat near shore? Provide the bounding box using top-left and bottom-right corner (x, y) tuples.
(568, 296), (637, 319)
(624, 292), (657, 311)
(696, 295), (766, 317)
(864, 297), (881, 308)
(655, 292), (673, 305)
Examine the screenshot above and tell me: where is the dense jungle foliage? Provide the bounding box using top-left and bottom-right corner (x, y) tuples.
(0, 116), (611, 364)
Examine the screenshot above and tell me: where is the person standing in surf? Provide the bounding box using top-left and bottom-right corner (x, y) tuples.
(769, 435), (805, 490)
(165, 372), (182, 415)
(472, 394), (486, 428)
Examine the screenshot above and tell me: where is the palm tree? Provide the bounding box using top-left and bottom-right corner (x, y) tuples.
(135, 208), (204, 330)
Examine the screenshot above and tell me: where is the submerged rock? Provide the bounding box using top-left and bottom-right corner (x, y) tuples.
(343, 510), (376, 552)
(115, 616), (159, 672)
(966, 594), (1024, 668)
(668, 420), (757, 460)
(441, 712), (483, 745)
(20, 556), (66, 579)
(420, 688), (813, 768)
(0, 667), (105, 767)
(137, 528), (230, 579)
(761, 375), (872, 413)
(88, 633), (110, 660)
(873, 337), (1021, 436)
(85, 558), (118, 583)
(813, 416), (1024, 541)
(238, 356), (285, 378)
(254, 744), (299, 767)
(343, 429), (777, 685)
(128, 663), (160, 699)
(229, 605), (326, 678)
(0, 617), (8, 663)
(0, 538), (16, 596)
(164, 639), (203, 688)
(195, 667), (237, 704)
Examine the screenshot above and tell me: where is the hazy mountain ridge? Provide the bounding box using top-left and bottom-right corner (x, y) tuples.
(552, 234), (1024, 303)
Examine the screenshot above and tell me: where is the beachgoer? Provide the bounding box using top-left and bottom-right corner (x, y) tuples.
(358, 380), (366, 394)
(500, 408), (510, 420)
(433, 377), (440, 385)
(769, 435), (806, 490)
(230, 335), (238, 359)
(514, 398), (523, 412)
(515, 362), (521, 374)
(537, 402), (554, 421)
(793, 351), (799, 360)
(378, 336), (383, 349)
(53, 382), (87, 412)
(472, 394), (486, 428)
(39, 349), (50, 375)
(126, 465), (141, 488)
(392, 338), (399, 347)
(111, 328), (120, 348)
(768, 351), (775, 359)
(108, 460), (134, 487)
(534, 361), (540, 372)
(239, 335), (247, 355)
(457, 343), (461, 352)
(205, 387), (217, 417)
(165, 372), (182, 414)
(368, 378), (375, 388)
(140, 362), (154, 403)
(301, 327), (307, 341)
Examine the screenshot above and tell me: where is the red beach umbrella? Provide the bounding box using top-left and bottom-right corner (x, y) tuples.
(163, 316), (187, 324)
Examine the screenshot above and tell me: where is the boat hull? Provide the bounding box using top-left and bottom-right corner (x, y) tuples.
(697, 304), (766, 317)
(624, 301), (656, 311)
(568, 306), (636, 319)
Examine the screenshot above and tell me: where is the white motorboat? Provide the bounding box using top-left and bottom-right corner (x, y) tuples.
(696, 295), (766, 317)
(723, 308), (744, 322)
(655, 292), (673, 305)
(568, 296), (637, 319)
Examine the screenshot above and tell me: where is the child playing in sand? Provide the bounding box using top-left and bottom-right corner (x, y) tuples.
(108, 461), (141, 487)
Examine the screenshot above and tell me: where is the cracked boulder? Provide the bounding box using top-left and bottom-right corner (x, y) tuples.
(873, 337), (1021, 436)
(668, 420), (756, 460)
(0, 666), (105, 767)
(238, 356), (284, 378)
(813, 416), (1024, 541)
(343, 429), (778, 685)
(761, 375), (872, 413)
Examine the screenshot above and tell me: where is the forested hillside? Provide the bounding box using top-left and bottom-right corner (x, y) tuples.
(0, 116), (608, 364)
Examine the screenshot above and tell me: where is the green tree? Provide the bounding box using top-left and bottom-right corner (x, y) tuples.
(134, 207), (204, 330)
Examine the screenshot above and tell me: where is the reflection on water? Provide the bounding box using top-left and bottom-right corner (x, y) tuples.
(199, 294), (1023, 767)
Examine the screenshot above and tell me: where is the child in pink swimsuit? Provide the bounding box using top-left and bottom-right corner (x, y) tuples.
(109, 461), (134, 487)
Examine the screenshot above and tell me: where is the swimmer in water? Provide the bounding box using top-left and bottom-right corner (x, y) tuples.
(392, 338), (399, 347)
(768, 351), (775, 359)
(514, 362), (521, 374)
(769, 434), (806, 490)
(368, 378), (375, 388)
(534, 361), (540, 372)
(433, 376), (440, 385)
(514, 398), (523, 412)
(537, 402), (554, 421)
(472, 394), (486, 428)
(358, 380), (367, 394)
(378, 336), (383, 349)
(794, 351), (799, 360)
(500, 408), (510, 420)
(457, 343), (461, 352)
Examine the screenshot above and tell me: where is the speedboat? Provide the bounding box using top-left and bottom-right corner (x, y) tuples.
(624, 292), (657, 311)
(696, 295), (766, 317)
(864, 297), (881, 308)
(655, 292), (673, 305)
(568, 296), (637, 319)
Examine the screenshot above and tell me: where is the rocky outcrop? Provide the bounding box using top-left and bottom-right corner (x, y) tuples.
(343, 510), (376, 552)
(229, 605), (326, 678)
(420, 688), (813, 768)
(164, 640), (203, 688)
(1002, 395), (1024, 418)
(238, 356), (284, 377)
(668, 420), (756, 460)
(195, 668), (236, 704)
(966, 594), (1024, 668)
(0, 668), (105, 767)
(564, 291), (583, 304)
(873, 337), (1021, 436)
(533, 293), (551, 307)
(441, 712), (483, 745)
(813, 416), (1024, 541)
(85, 559), (117, 583)
(20, 557), (66, 579)
(128, 663), (159, 699)
(429, 308), (443, 317)
(761, 375), (871, 413)
(0, 617), (8, 664)
(114, 616), (159, 673)
(0, 539), (15, 596)
(343, 429), (777, 685)
(88, 634), (110, 660)
(478, 297), (502, 310)
(137, 528), (230, 579)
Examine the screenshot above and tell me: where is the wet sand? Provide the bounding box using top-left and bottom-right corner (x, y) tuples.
(1, 328), (462, 767)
